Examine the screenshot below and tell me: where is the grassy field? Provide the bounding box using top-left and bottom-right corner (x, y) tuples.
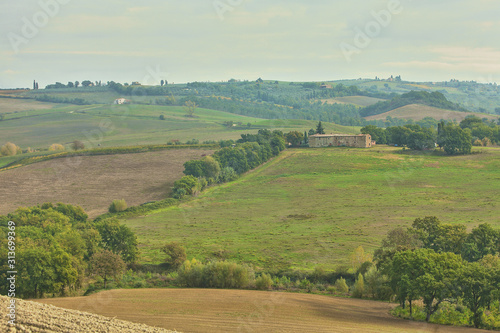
(0, 149), (213, 217)
(121, 146), (500, 269)
(322, 96), (385, 107)
(35, 289), (486, 333)
(0, 100), (360, 151)
(0, 97), (64, 113)
(364, 104), (499, 122)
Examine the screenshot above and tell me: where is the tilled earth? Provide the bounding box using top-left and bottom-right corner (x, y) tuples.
(0, 295), (177, 332)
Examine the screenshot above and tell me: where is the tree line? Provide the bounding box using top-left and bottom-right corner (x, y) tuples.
(173, 130), (286, 198)
(368, 216), (500, 328)
(361, 115), (500, 154)
(0, 203), (138, 298)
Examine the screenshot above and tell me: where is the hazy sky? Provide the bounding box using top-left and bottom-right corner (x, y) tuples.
(1, 0), (499, 88)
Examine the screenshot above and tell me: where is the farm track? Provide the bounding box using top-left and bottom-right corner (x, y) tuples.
(34, 289), (489, 333)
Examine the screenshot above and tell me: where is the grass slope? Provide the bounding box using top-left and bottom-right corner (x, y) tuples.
(121, 147), (500, 269)
(35, 289), (486, 333)
(365, 104), (498, 122)
(0, 101), (359, 151)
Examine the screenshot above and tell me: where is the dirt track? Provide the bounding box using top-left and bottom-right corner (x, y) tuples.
(0, 295), (176, 332)
(0, 149), (213, 217)
(34, 289), (488, 333)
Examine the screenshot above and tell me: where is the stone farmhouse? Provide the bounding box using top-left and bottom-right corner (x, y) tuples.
(309, 134), (373, 148)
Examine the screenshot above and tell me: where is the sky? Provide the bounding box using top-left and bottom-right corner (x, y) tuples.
(1, 0), (499, 89)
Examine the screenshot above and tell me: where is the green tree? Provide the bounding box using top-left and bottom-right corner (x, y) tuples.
(461, 223), (499, 262)
(361, 125), (387, 144)
(161, 242), (187, 269)
(184, 100), (197, 117)
(391, 249), (463, 322)
(285, 131), (304, 147)
(442, 125), (472, 155)
(172, 175), (200, 198)
(95, 219), (138, 263)
(316, 121), (325, 134)
(108, 199), (127, 213)
(334, 277), (349, 294)
(457, 262), (496, 328)
(90, 249), (125, 288)
(351, 273), (365, 298)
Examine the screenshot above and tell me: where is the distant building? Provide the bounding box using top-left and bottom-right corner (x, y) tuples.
(113, 98), (130, 105)
(309, 134), (373, 148)
(320, 84), (332, 89)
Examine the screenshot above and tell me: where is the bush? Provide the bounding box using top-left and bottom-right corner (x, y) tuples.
(161, 242), (187, 269)
(71, 140), (85, 150)
(1, 142), (22, 156)
(217, 167), (238, 183)
(351, 273), (365, 298)
(49, 143), (65, 151)
(176, 259), (255, 289)
(334, 277), (349, 294)
(108, 199), (127, 213)
(255, 273), (273, 290)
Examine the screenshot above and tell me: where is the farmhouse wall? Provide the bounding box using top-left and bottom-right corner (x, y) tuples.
(309, 134), (372, 148)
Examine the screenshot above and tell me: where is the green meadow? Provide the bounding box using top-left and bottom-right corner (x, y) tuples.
(121, 146), (500, 271)
(0, 102), (359, 151)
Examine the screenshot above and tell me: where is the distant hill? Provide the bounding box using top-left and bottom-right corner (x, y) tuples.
(364, 104), (499, 122)
(359, 91), (467, 117)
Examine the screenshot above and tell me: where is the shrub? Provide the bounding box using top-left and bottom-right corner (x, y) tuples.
(255, 273), (273, 290)
(161, 242), (187, 269)
(217, 167), (238, 183)
(108, 199), (127, 213)
(1, 142), (22, 156)
(172, 175), (200, 198)
(351, 273), (365, 298)
(49, 143), (65, 151)
(71, 140), (85, 150)
(177, 259), (255, 289)
(334, 277), (349, 294)
(159, 114), (165, 120)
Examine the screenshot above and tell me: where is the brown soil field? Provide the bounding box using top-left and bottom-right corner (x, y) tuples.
(0, 295), (176, 332)
(0, 98), (60, 113)
(35, 289), (488, 333)
(0, 149), (213, 217)
(323, 96), (385, 107)
(364, 104), (498, 122)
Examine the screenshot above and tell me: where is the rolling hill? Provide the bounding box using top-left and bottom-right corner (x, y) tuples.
(119, 147), (500, 269)
(364, 104), (498, 122)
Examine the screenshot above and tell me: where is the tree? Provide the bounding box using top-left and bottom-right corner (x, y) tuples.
(95, 219), (138, 263)
(351, 273), (365, 298)
(183, 156), (220, 180)
(361, 125), (387, 144)
(461, 223), (499, 262)
(160, 79), (164, 86)
(457, 262), (496, 328)
(161, 242), (187, 269)
(71, 140), (85, 150)
(442, 125), (472, 155)
(75, 81), (80, 88)
(285, 131), (304, 147)
(185, 100), (197, 117)
(81, 80), (92, 87)
(390, 249), (463, 322)
(349, 246), (372, 272)
(67, 81), (74, 88)
(316, 121), (325, 134)
(90, 250), (125, 288)
(308, 128), (316, 136)
(0, 142), (22, 156)
(334, 277), (349, 294)
(172, 175), (200, 197)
